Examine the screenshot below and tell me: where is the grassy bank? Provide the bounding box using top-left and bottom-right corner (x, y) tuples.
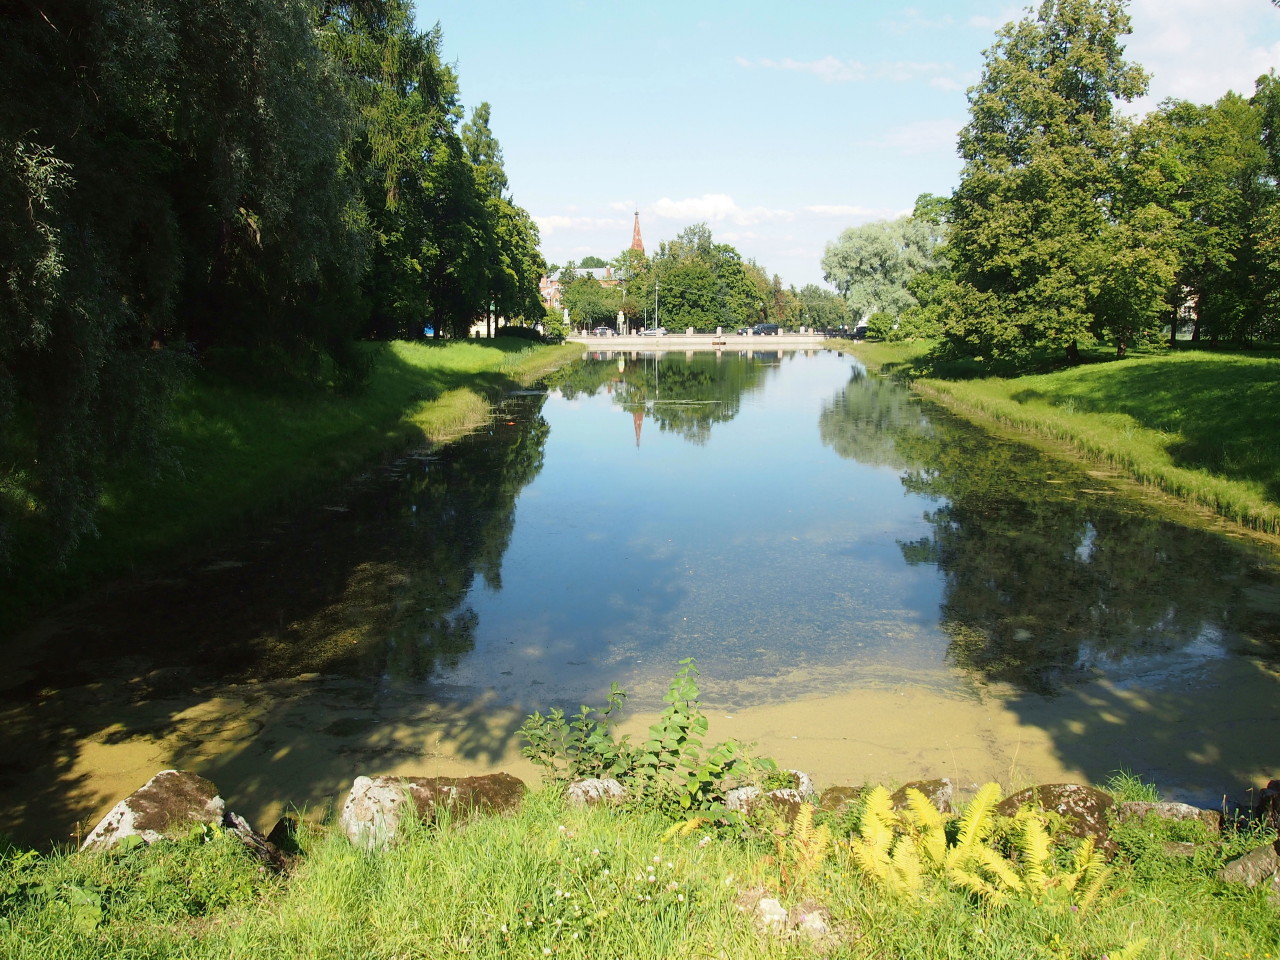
(1, 780), (1276, 959)
(843, 340), (1280, 539)
(4, 339), (582, 629)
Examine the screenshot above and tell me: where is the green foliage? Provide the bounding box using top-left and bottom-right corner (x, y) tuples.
(1102, 769), (1162, 803)
(520, 659), (765, 816)
(822, 210), (945, 322)
(866, 311), (896, 340)
(940, 0), (1157, 367)
(623, 224), (774, 332)
(0, 0), (548, 578)
(2, 780), (1279, 959)
(845, 782), (1113, 910)
(519, 683), (634, 780)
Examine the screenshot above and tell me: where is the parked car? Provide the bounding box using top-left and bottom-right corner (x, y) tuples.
(592, 326), (613, 336)
(735, 327), (750, 336)
(752, 323), (780, 335)
(638, 327), (667, 336)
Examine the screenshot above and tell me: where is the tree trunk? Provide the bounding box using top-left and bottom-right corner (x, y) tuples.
(1065, 340), (1081, 364)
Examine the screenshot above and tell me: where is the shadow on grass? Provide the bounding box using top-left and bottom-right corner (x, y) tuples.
(1006, 353), (1280, 501)
(0, 340), (568, 636)
(0, 348), (601, 848)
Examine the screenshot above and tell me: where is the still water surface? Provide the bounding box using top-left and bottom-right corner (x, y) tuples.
(2, 349), (1277, 844)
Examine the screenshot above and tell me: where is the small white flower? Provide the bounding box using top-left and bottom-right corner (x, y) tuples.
(665, 862), (673, 869)
(601, 868), (610, 876)
(677, 893), (685, 902)
(591, 848), (600, 856)
(543, 949), (552, 956)
(558, 825), (566, 832)
(698, 835), (712, 847)
(646, 865), (655, 873)
(501, 924), (508, 933)
(652, 855), (661, 863)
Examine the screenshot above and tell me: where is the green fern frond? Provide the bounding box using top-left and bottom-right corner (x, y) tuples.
(946, 864), (1008, 906)
(1016, 815), (1052, 895)
(889, 835), (925, 893)
(860, 786), (898, 835)
(661, 816), (710, 843)
(975, 845), (1024, 894)
(953, 781), (1002, 853)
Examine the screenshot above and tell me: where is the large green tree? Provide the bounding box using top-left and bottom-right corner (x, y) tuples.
(821, 212), (943, 322)
(1, 0), (363, 569)
(626, 223), (767, 331)
(940, 0), (1157, 366)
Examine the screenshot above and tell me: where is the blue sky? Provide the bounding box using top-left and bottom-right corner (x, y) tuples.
(418, 0), (1280, 289)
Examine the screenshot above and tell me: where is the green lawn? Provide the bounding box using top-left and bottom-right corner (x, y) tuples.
(845, 341), (1280, 537)
(1, 781), (1276, 960)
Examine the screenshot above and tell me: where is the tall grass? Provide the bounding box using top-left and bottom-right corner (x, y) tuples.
(2, 785), (1277, 959)
(843, 340), (1280, 537)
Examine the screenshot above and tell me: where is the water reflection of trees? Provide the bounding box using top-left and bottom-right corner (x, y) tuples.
(550, 354), (770, 445)
(821, 369), (1275, 694)
(819, 366), (931, 469)
(357, 395), (550, 684)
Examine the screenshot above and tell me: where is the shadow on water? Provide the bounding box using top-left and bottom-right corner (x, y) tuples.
(0, 390), (553, 847)
(821, 365), (1280, 802)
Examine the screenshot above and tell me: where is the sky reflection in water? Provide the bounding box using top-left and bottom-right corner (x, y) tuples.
(422, 350), (1280, 714)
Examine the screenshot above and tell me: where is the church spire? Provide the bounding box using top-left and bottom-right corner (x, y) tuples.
(630, 210), (644, 255)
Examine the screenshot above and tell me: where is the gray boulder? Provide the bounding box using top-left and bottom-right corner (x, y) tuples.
(566, 778), (626, 806)
(80, 770), (225, 852)
(891, 778), (954, 815)
(995, 783), (1116, 856)
(340, 773), (526, 850)
(1115, 801), (1222, 836)
(1218, 839), (1280, 906)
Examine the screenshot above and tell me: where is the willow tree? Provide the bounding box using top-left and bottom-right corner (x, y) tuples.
(1, 0), (361, 571)
(940, 0), (1167, 366)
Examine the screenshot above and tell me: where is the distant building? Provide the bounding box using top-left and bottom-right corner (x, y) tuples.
(540, 212), (644, 310)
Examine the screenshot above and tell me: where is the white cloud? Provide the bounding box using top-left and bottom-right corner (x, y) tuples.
(804, 204), (882, 218)
(968, 7), (1024, 31)
(1127, 0), (1280, 108)
(864, 118), (964, 156)
(738, 54), (966, 88)
(650, 194), (794, 226)
(534, 214), (628, 235)
(885, 8), (956, 33)
(737, 55), (866, 83)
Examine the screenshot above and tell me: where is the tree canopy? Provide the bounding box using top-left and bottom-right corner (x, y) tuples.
(0, 0), (544, 571)
(821, 1), (1280, 368)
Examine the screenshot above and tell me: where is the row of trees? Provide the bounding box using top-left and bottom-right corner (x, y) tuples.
(822, 0), (1280, 367)
(557, 224), (850, 333)
(1, 0), (544, 568)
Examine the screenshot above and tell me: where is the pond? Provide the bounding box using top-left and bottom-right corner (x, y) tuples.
(2, 349), (1277, 845)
